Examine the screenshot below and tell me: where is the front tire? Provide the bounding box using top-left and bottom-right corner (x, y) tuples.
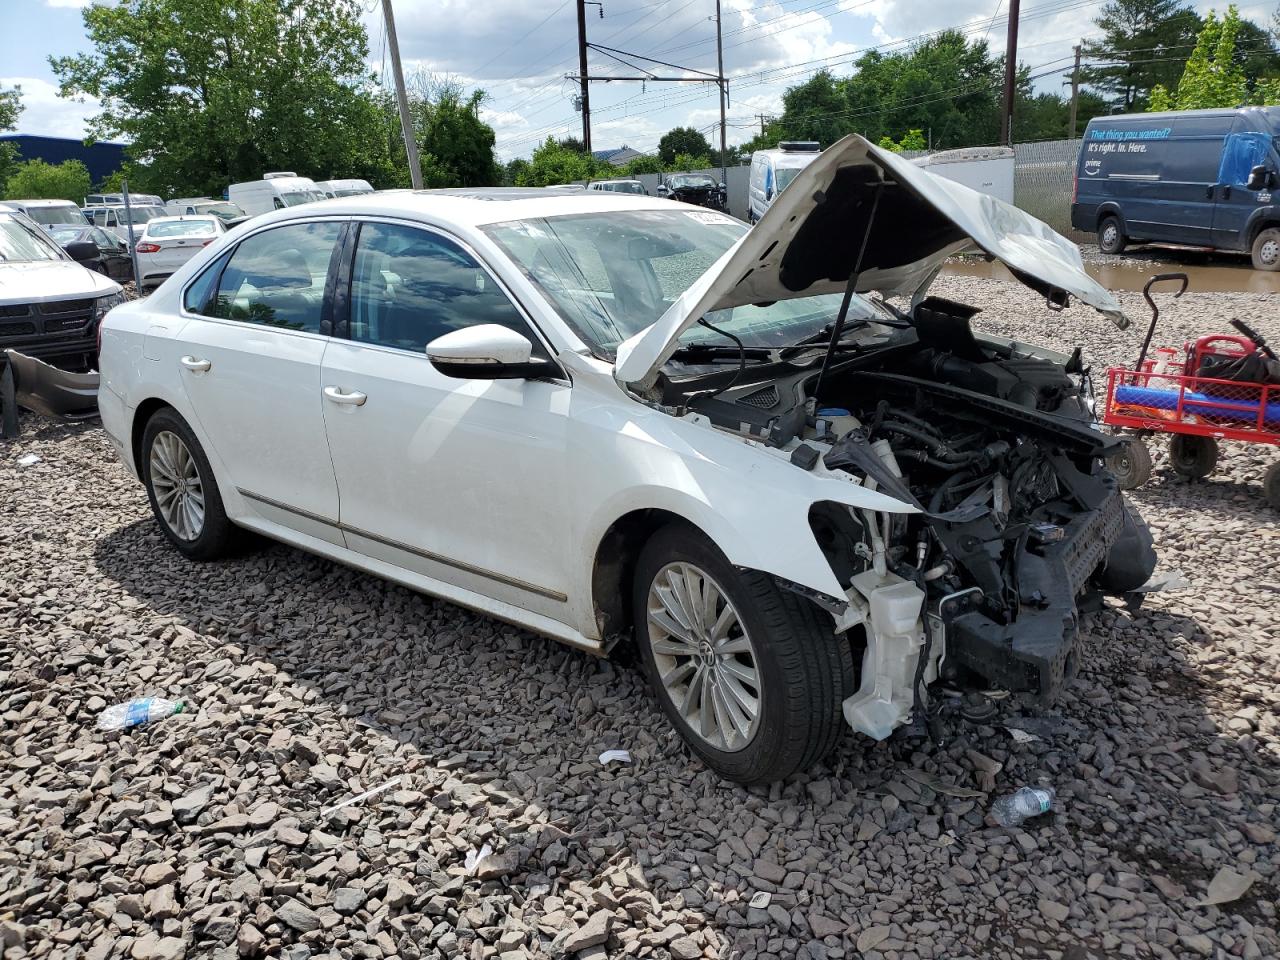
(1251, 227), (1280, 271)
(1098, 216), (1127, 255)
(1107, 437), (1153, 490)
(141, 408), (240, 560)
(632, 523), (854, 783)
(1169, 434), (1218, 479)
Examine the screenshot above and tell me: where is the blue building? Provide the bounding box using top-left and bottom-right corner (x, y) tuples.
(0, 134), (127, 186)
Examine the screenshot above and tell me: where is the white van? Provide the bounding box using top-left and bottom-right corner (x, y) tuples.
(314, 178), (374, 199)
(81, 202), (169, 245)
(913, 146), (1014, 204)
(7, 199), (88, 230)
(747, 142), (821, 222)
(226, 172), (326, 216)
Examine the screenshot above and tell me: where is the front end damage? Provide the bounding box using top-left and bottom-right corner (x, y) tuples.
(690, 301), (1157, 741)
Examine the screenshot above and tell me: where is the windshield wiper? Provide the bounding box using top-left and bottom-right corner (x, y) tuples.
(668, 342), (772, 362)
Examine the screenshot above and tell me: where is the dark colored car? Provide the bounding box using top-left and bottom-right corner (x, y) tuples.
(1071, 106), (1280, 269)
(49, 225), (134, 283)
(658, 173), (727, 211)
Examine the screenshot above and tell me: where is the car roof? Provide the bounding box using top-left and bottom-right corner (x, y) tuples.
(254, 189), (680, 228)
(13, 198), (81, 207)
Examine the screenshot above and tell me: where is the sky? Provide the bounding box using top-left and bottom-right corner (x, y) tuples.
(2, 0), (1276, 162)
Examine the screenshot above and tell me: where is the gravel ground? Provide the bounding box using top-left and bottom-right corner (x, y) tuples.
(2, 275), (1278, 960)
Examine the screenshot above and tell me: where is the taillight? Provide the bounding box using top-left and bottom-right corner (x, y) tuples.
(136, 242), (161, 253)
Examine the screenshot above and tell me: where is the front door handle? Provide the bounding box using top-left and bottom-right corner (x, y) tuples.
(323, 386), (367, 406)
(180, 356), (211, 372)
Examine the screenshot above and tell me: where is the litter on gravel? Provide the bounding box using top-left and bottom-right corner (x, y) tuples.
(319, 776), (401, 817)
(598, 748), (631, 765)
(16, 453), (39, 466)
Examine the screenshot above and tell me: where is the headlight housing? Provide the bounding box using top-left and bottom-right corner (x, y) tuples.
(93, 292), (126, 322)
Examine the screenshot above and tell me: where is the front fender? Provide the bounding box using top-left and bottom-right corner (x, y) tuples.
(572, 395), (916, 606)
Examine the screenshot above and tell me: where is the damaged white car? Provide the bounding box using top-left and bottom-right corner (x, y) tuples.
(98, 135), (1155, 783)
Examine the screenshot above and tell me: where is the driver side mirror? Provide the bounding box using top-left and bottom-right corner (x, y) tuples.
(64, 240), (100, 263)
(656, 183), (670, 196)
(426, 324), (551, 380)
(1246, 164), (1274, 191)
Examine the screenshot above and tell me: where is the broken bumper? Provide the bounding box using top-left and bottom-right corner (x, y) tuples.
(941, 485), (1129, 704)
(2, 350), (100, 419)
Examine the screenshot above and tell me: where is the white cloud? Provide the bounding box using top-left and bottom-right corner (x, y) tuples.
(44, 0), (97, 8)
(1, 76), (103, 140)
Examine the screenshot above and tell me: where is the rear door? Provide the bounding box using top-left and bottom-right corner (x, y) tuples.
(176, 218), (348, 542)
(1114, 116), (1226, 244)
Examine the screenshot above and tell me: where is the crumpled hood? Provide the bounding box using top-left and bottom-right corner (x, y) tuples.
(614, 134), (1126, 385)
(0, 260), (120, 306)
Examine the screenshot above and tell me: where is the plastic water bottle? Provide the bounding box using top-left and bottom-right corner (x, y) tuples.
(989, 786), (1056, 827)
(96, 697), (184, 731)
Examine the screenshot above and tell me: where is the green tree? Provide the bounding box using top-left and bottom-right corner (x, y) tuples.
(1080, 0), (1202, 110)
(668, 152), (713, 172)
(1149, 6), (1269, 109)
(622, 154), (664, 176)
(51, 0), (402, 198)
(503, 158), (530, 186)
(657, 127), (712, 165)
(557, 136), (586, 153)
(407, 76), (499, 187)
(516, 136), (608, 186)
(0, 84), (21, 188)
(4, 159), (92, 201)
(876, 135), (901, 152)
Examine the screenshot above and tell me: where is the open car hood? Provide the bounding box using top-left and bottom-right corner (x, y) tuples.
(614, 134), (1126, 385)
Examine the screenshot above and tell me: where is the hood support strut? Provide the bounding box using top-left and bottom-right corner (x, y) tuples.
(813, 179), (883, 400)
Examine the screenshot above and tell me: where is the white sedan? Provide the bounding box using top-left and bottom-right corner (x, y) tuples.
(98, 136), (1155, 782)
(135, 215), (225, 291)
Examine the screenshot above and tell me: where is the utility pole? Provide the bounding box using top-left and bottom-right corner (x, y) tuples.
(755, 113), (770, 136)
(715, 0), (728, 187)
(577, 0), (592, 154)
(1067, 43), (1082, 139)
(382, 0), (422, 189)
(999, 0), (1021, 145)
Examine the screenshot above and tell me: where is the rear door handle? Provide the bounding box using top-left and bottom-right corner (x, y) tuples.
(323, 386), (367, 406)
(180, 356), (211, 372)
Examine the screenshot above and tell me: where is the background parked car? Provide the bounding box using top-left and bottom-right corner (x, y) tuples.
(48, 224), (134, 283)
(86, 191), (164, 207)
(314, 178), (374, 198)
(134, 215), (224, 291)
(165, 197), (250, 226)
(748, 142), (820, 222)
(0, 209), (123, 371)
(83, 202), (169, 246)
(587, 179), (648, 195)
(227, 172), (326, 216)
(657, 173), (727, 210)
(6, 198), (89, 230)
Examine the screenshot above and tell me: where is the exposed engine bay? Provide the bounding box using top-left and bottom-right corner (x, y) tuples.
(665, 295), (1157, 740)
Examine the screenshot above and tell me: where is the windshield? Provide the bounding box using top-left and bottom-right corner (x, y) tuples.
(25, 205), (87, 226)
(48, 226), (88, 245)
(279, 191), (324, 206)
(200, 202), (245, 220)
(332, 188), (372, 197)
(775, 166), (806, 192)
(670, 175), (716, 188)
(148, 219), (217, 238)
(485, 209), (878, 357)
(0, 215), (66, 262)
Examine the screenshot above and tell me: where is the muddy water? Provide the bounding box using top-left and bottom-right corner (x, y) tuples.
(944, 253), (1280, 294)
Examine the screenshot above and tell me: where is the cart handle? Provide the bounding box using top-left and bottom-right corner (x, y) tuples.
(1135, 273), (1189, 374)
(1230, 317), (1278, 361)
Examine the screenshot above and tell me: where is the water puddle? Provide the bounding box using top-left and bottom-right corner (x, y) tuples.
(944, 251), (1280, 294)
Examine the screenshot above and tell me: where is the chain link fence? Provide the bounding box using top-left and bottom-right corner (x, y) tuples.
(1012, 138), (1083, 238)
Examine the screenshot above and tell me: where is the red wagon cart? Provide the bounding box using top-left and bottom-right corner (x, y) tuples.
(1102, 273), (1280, 508)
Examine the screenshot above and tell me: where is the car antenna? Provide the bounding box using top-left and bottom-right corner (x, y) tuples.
(813, 179), (884, 400)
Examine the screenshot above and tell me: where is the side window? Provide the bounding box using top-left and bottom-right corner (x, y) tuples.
(273, 197), (284, 210)
(184, 251), (231, 315)
(348, 222), (546, 356)
(207, 221), (341, 332)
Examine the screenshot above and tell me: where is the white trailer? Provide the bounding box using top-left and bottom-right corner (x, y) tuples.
(226, 172), (325, 217)
(912, 146), (1015, 204)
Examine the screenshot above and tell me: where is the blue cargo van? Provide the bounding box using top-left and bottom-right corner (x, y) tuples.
(1071, 107), (1280, 270)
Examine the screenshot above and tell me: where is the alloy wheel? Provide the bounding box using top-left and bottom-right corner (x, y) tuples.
(149, 430), (205, 541)
(646, 561), (761, 752)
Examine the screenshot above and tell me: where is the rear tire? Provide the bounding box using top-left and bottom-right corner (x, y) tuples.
(1098, 216), (1127, 255)
(1169, 434), (1218, 479)
(1263, 462), (1280, 509)
(141, 408), (240, 560)
(1251, 227), (1280, 271)
(632, 523), (854, 784)
(1107, 437), (1153, 490)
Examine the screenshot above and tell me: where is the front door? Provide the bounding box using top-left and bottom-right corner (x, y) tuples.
(320, 220), (572, 620)
(176, 219), (347, 543)
(1212, 131), (1278, 251)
